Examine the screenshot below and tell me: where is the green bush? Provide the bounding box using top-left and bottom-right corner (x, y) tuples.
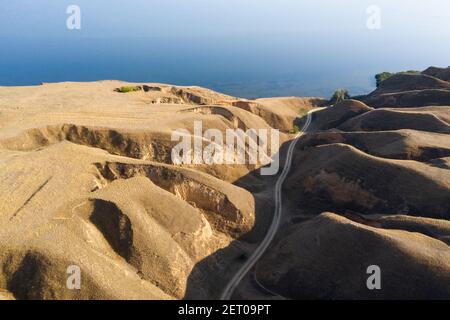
(330, 89), (350, 104)
(116, 86), (142, 93)
(292, 124), (300, 134)
(375, 72), (393, 87)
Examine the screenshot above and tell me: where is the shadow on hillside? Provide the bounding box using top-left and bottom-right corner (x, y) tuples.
(184, 114), (313, 300)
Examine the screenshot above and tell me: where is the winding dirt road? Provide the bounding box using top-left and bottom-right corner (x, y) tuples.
(220, 108), (320, 300)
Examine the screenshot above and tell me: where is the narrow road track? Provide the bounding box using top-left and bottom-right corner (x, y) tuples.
(220, 108), (321, 300)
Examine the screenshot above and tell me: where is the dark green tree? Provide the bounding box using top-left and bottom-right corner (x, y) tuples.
(330, 89), (350, 104)
(375, 72), (393, 87)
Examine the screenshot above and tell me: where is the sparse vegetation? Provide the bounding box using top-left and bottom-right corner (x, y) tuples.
(2, 68), (450, 300)
(330, 89), (350, 104)
(375, 72), (393, 87)
(293, 107), (313, 131)
(115, 86), (142, 93)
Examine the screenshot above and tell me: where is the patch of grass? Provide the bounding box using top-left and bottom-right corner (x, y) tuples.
(115, 86), (142, 93)
(375, 70), (420, 87)
(375, 72), (393, 87)
(292, 109), (310, 133)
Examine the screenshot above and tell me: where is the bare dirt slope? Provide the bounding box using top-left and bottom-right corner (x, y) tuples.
(422, 66), (450, 82)
(250, 67), (450, 300)
(256, 212), (450, 299)
(1, 69), (449, 300)
(0, 81), (292, 300)
(230, 97), (327, 133)
(363, 67), (450, 108)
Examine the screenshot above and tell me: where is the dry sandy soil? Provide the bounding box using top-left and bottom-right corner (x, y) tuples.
(0, 81), (322, 299)
(0, 67), (449, 300)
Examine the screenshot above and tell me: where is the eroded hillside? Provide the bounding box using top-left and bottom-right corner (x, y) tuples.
(1, 66), (449, 300)
(0, 81), (322, 299)
(249, 67), (450, 300)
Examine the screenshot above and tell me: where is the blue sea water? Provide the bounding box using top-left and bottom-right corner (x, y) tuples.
(1, 1), (449, 99)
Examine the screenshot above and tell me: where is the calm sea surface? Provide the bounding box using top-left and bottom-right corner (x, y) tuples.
(0, 34), (447, 99)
